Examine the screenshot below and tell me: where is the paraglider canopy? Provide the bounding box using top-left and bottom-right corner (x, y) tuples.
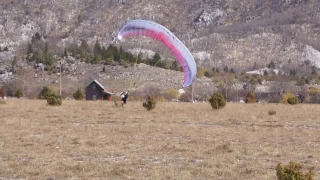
(117, 19), (197, 88)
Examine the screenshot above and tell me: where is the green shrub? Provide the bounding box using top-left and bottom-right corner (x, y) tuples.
(288, 97), (299, 105)
(281, 92), (299, 105)
(38, 86), (52, 100)
(276, 162), (314, 180)
(143, 96), (157, 111)
(268, 110), (276, 115)
(0, 100), (6, 105)
(73, 88), (84, 100)
(15, 89), (23, 98)
(47, 93), (62, 106)
(209, 93), (226, 110)
(246, 91), (256, 103)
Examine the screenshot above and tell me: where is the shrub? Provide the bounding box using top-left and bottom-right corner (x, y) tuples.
(0, 87), (6, 98)
(143, 96), (157, 111)
(246, 91), (256, 103)
(209, 93), (226, 110)
(268, 110), (276, 115)
(288, 97), (299, 105)
(73, 88), (84, 100)
(47, 93), (62, 106)
(0, 100), (5, 105)
(38, 86), (52, 100)
(276, 162), (314, 180)
(167, 88), (180, 99)
(15, 89), (24, 98)
(281, 92), (299, 105)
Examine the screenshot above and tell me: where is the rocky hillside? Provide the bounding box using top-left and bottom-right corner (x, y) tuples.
(1, 0), (320, 67)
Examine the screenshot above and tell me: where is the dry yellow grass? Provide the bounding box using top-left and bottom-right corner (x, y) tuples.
(0, 100), (319, 179)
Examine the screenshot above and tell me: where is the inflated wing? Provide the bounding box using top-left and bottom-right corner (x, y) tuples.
(117, 20), (196, 87)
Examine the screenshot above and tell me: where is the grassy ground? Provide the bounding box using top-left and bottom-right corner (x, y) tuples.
(0, 100), (319, 179)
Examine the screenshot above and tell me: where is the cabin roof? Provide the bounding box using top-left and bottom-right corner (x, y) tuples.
(86, 80), (112, 94)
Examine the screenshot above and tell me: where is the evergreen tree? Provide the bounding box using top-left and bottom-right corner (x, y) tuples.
(15, 89), (24, 98)
(101, 46), (107, 59)
(32, 32), (41, 43)
(73, 88), (84, 100)
(64, 48), (68, 57)
(12, 56), (18, 67)
(44, 42), (49, 55)
(27, 43), (33, 55)
(223, 65), (229, 72)
(94, 40), (102, 55)
(119, 46), (126, 60)
(80, 40), (90, 54)
(152, 53), (161, 66)
(112, 46), (120, 62)
(267, 61), (276, 69)
(137, 52), (143, 64)
(106, 44), (114, 59)
(170, 61), (179, 71)
(92, 54), (102, 64)
(3, 47), (9, 51)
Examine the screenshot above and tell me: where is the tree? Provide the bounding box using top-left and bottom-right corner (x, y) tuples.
(151, 53), (161, 66)
(223, 65), (229, 72)
(15, 89), (23, 98)
(264, 70), (268, 76)
(12, 56), (18, 67)
(209, 93), (226, 110)
(143, 96), (157, 111)
(230, 68), (235, 74)
(3, 46), (9, 51)
(267, 61), (276, 69)
(47, 93), (62, 106)
(0, 46), (2, 52)
(80, 40), (90, 54)
(0, 87), (6, 98)
(73, 88), (84, 100)
(92, 54), (102, 64)
(119, 46), (126, 60)
(170, 61), (180, 71)
(102, 66), (106, 72)
(27, 43), (33, 55)
(44, 42), (49, 55)
(204, 70), (213, 78)
(32, 32), (41, 42)
(137, 52), (143, 64)
(94, 40), (102, 55)
(38, 86), (52, 99)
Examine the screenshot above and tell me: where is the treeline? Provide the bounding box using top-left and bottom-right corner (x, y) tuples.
(26, 32), (56, 70)
(65, 39), (182, 71)
(22, 32), (183, 72)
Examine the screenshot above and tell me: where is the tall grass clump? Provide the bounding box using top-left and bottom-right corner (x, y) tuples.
(276, 162), (314, 180)
(246, 91), (256, 103)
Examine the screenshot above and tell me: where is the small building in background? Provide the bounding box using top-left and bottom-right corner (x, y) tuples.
(85, 80), (112, 101)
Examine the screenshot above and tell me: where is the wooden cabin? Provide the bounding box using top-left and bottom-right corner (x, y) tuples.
(85, 80), (112, 101)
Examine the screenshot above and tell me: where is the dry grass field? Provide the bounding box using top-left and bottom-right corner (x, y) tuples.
(0, 100), (319, 179)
